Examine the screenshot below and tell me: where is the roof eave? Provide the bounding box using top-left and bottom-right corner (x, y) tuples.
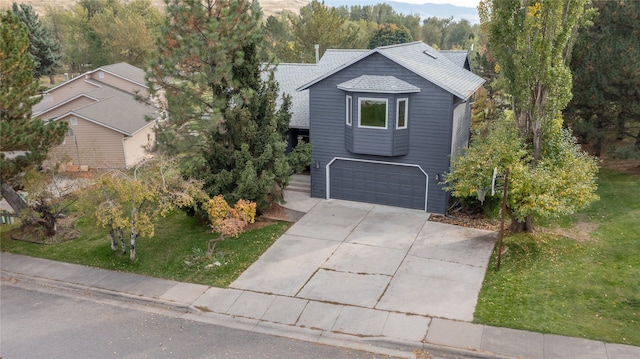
(336, 85), (421, 94)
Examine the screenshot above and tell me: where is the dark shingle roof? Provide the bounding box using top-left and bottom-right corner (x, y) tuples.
(337, 75), (420, 94)
(273, 50), (365, 129)
(440, 50), (470, 68)
(298, 42), (484, 100)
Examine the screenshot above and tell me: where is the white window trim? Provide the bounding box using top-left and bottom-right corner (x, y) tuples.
(396, 98), (408, 129)
(345, 95), (352, 126)
(358, 97), (388, 129)
(98, 71), (105, 79)
(70, 117), (78, 125)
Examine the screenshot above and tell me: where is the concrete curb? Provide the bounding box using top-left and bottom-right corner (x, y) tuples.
(2, 270), (193, 312)
(0, 268), (513, 359)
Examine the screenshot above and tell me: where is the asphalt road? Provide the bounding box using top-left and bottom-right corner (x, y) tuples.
(0, 279), (409, 359)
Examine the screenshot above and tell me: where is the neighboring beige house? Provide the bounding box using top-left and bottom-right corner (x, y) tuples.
(34, 63), (160, 170)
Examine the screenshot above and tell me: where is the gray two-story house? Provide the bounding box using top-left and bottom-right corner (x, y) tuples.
(276, 42), (484, 214)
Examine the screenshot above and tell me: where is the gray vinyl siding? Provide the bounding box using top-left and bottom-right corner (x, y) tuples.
(451, 100), (470, 159)
(309, 53), (455, 214)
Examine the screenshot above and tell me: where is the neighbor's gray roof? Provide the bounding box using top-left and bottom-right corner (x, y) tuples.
(337, 75), (421, 94)
(100, 62), (147, 87)
(42, 63), (147, 96)
(61, 86), (157, 135)
(273, 50), (366, 129)
(298, 42), (484, 100)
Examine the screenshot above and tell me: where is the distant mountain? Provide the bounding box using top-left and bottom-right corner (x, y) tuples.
(323, 1), (479, 23)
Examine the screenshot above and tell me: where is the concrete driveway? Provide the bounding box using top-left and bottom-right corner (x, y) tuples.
(231, 199), (497, 321)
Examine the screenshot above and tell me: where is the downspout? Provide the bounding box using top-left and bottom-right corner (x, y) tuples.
(122, 136), (128, 168)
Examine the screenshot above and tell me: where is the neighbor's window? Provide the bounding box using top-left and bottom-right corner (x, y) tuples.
(99, 71), (105, 79)
(70, 117), (78, 125)
(359, 98), (387, 128)
(66, 128), (74, 137)
(346, 95), (352, 126)
(396, 98), (408, 129)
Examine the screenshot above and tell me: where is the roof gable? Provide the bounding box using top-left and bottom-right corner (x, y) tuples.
(273, 51), (366, 129)
(60, 88), (157, 136)
(297, 42), (484, 100)
(32, 93), (99, 118)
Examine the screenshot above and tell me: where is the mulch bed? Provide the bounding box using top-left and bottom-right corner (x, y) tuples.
(10, 214), (82, 244)
(429, 211), (500, 231)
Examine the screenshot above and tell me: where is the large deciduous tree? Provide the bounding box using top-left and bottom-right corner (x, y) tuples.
(147, 0), (310, 212)
(44, 0), (161, 74)
(565, 0), (640, 155)
(445, 0), (599, 232)
(11, 3), (61, 82)
(479, 0), (588, 162)
(89, 0), (161, 67)
(290, 0), (361, 62)
(0, 11), (67, 217)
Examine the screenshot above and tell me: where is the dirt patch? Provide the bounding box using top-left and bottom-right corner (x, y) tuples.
(600, 159), (640, 175)
(244, 217), (279, 231)
(431, 211), (599, 242)
(540, 221), (599, 242)
(243, 203), (304, 230)
(260, 203), (305, 223)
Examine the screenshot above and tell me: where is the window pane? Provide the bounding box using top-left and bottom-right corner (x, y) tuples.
(397, 99), (407, 128)
(360, 99), (386, 127)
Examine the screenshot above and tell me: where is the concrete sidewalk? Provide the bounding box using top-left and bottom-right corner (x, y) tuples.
(1, 252), (637, 359)
(1, 189), (638, 358)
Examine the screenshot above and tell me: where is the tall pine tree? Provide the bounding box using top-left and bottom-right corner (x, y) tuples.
(0, 11), (67, 213)
(147, 0), (310, 211)
(12, 3), (62, 82)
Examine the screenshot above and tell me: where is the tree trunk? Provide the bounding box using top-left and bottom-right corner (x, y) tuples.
(0, 178), (34, 224)
(130, 231), (137, 261)
(508, 211), (535, 233)
(594, 135), (602, 157)
(532, 125), (542, 163)
(616, 113), (625, 141)
(48, 73), (55, 85)
(35, 202), (57, 237)
(207, 233), (224, 258)
(118, 228), (126, 254)
(129, 207), (137, 260)
(109, 226), (118, 250)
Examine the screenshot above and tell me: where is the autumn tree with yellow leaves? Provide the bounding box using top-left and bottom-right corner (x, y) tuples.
(204, 195), (256, 258)
(92, 158), (206, 260)
(445, 1), (599, 232)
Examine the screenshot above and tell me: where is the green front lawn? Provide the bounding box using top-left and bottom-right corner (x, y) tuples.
(0, 210), (289, 287)
(475, 168), (640, 346)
